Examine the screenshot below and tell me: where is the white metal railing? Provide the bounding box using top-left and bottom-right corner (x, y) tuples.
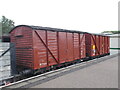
(0, 43), (11, 85)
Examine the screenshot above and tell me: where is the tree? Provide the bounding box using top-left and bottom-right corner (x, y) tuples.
(101, 31), (120, 34)
(1, 16), (15, 35)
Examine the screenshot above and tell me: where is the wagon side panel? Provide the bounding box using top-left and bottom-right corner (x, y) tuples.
(80, 34), (86, 58)
(58, 32), (67, 63)
(107, 36), (110, 54)
(33, 30), (47, 69)
(73, 33), (80, 60)
(99, 36), (103, 55)
(95, 35), (100, 56)
(102, 36), (105, 55)
(85, 33), (91, 57)
(47, 31), (58, 66)
(66, 33), (74, 62)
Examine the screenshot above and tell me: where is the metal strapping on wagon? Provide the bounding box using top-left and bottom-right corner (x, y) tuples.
(79, 34), (85, 47)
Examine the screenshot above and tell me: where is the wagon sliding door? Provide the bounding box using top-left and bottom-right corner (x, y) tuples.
(33, 30), (59, 69)
(33, 30), (47, 69)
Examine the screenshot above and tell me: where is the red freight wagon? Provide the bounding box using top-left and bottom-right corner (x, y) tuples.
(10, 25), (87, 72)
(85, 33), (110, 59)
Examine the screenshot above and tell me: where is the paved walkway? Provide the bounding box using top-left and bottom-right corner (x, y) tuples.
(31, 55), (118, 88)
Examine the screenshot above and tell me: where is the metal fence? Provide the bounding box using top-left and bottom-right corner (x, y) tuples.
(0, 42), (16, 85)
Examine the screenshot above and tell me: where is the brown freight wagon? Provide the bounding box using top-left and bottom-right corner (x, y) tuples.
(10, 25), (110, 74)
(10, 25), (87, 73)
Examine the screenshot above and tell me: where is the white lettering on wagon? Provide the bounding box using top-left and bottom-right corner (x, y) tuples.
(39, 63), (47, 66)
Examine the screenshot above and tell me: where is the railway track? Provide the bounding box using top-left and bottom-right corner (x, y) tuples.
(0, 53), (118, 89)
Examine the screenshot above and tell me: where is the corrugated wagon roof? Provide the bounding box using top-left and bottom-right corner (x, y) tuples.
(10, 25), (108, 36)
(10, 25), (87, 33)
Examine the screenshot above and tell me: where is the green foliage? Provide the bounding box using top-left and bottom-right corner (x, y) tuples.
(1, 16), (15, 35)
(102, 31), (120, 34)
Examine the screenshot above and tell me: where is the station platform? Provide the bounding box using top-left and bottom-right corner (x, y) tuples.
(30, 54), (118, 88)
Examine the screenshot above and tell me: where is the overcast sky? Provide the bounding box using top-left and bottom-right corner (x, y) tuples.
(0, 0), (119, 33)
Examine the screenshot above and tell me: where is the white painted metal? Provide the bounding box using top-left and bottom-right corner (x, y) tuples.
(108, 34), (120, 48)
(0, 43), (11, 84)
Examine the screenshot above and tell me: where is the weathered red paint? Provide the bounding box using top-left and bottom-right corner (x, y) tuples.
(58, 32), (67, 63)
(66, 32), (74, 62)
(95, 35), (100, 56)
(73, 33), (80, 60)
